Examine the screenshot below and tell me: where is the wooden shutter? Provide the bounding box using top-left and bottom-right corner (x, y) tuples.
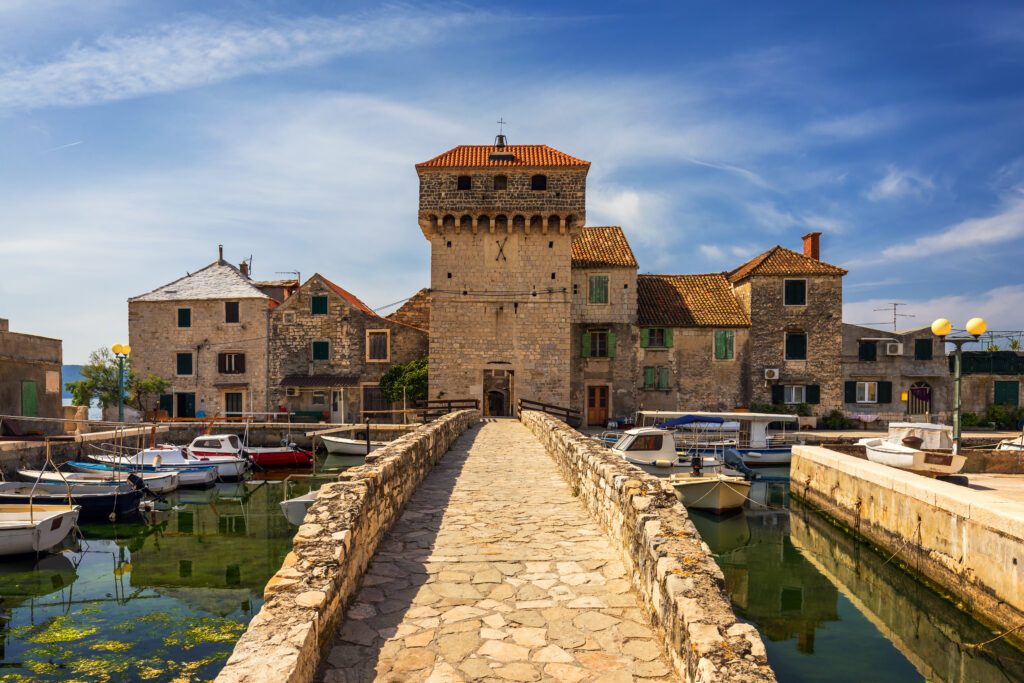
(225, 301), (239, 323)
(995, 381), (1020, 406)
(607, 331), (616, 358)
(178, 308), (191, 327)
(640, 329), (649, 348)
(771, 384), (784, 405)
(786, 333), (807, 360)
(177, 353), (192, 375)
(859, 342), (877, 361)
(236, 354), (246, 373)
(664, 328), (673, 347)
(658, 367), (670, 390)
(806, 385), (820, 404)
(581, 332), (590, 358)
(844, 381), (857, 403)
(785, 279), (806, 306)
(217, 353), (227, 373)
(312, 296), (328, 315)
(644, 367), (654, 389)
(878, 381), (893, 404)
(914, 338), (933, 361)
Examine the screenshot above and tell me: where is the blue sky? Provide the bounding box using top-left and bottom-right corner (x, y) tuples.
(1, 1), (1023, 362)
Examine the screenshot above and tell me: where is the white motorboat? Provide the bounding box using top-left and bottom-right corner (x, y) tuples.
(858, 422), (965, 476)
(71, 458), (217, 488)
(321, 435), (385, 454)
(91, 446), (248, 480)
(637, 411), (798, 466)
(668, 474), (752, 514)
(280, 490), (318, 526)
(0, 504), (80, 556)
(608, 427), (746, 478)
(17, 469), (179, 494)
(185, 434), (313, 468)
(998, 434), (1024, 452)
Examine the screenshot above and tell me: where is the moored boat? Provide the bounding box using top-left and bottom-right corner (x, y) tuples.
(0, 483), (142, 522)
(998, 434), (1024, 452)
(857, 422), (965, 476)
(608, 427), (748, 478)
(91, 446), (248, 480)
(639, 410), (798, 466)
(0, 504), (80, 556)
(68, 461), (218, 488)
(280, 490), (318, 526)
(17, 469), (179, 494)
(185, 434), (313, 468)
(668, 473), (752, 514)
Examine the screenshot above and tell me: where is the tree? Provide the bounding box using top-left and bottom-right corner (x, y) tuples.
(379, 358), (428, 404)
(66, 347), (132, 408)
(132, 373), (170, 413)
(1010, 338), (1021, 351)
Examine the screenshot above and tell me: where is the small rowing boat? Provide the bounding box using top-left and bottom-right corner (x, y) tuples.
(668, 473), (752, 514)
(69, 461), (217, 488)
(280, 490), (318, 526)
(0, 504), (80, 556)
(0, 483), (141, 522)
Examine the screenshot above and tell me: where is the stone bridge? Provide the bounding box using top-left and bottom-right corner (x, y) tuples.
(217, 412), (775, 683)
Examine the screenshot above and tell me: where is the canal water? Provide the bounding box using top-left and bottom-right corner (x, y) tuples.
(0, 476), (324, 682)
(689, 471), (1024, 683)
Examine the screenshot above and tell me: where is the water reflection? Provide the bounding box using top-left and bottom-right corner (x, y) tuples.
(0, 480), (297, 681)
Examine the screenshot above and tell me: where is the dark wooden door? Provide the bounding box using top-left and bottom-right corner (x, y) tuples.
(176, 392), (196, 418)
(587, 386), (609, 426)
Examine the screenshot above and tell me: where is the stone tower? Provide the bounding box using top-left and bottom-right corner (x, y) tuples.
(416, 138), (590, 415)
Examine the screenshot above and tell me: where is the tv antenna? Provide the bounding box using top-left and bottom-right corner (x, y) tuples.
(874, 302), (914, 331)
(276, 270), (301, 283)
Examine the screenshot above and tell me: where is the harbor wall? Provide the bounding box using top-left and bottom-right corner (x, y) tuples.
(790, 444), (1024, 648)
(519, 410), (776, 683)
(215, 409), (479, 683)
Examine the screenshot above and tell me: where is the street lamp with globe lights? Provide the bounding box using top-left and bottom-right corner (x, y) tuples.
(931, 317), (987, 454)
(111, 344), (131, 422)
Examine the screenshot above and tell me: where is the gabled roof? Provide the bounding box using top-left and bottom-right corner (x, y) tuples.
(130, 261), (268, 302)
(638, 274), (751, 328)
(315, 274), (379, 318)
(416, 144), (590, 169)
(386, 289), (430, 332)
(571, 227), (638, 269)
(728, 246), (847, 282)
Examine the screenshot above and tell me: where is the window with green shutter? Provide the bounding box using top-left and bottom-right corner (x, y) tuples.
(176, 352), (193, 376)
(714, 330), (734, 360)
(657, 367), (670, 390)
(311, 295), (328, 315)
(784, 279), (807, 306)
(177, 307), (191, 328)
(914, 338), (933, 361)
(995, 380), (1020, 406)
(312, 340), (330, 361)
(588, 275), (609, 304)
(640, 328), (650, 348)
(643, 367), (655, 389)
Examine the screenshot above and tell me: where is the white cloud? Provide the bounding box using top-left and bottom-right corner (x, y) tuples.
(806, 108), (905, 140)
(881, 193), (1024, 260)
(844, 284), (1024, 334)
(587, 186), (671, 246)
(867, 165), (935, 201)
(745, 202), (844, 234)
(0, 9), (482, 110)
(699, 244), (725, 260)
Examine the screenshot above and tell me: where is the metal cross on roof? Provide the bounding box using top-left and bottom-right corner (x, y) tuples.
(496, 117), (506, 134)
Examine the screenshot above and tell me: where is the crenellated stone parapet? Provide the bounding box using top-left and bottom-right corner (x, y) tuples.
(417, 212), (581, 239)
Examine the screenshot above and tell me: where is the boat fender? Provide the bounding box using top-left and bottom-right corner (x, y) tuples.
(654, 459), (673, 468)
(723, 448), (758, 481)
(152, 454), (162, 468)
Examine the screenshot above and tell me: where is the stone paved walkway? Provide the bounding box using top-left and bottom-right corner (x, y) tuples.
(319, 419), (674, 683)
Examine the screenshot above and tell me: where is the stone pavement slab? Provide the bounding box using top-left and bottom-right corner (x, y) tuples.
(319, 419), (674, 683)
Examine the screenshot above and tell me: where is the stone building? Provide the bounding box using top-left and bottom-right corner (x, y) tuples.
(416, 140), (588, 415)
(387, 289), (431, 332)
(128, 249), (294, 418)
(268, 274), (428, 422)
(729, 233), (847, 412)
(841, 324), (951, 422)
(954, 351), (1024, 416)
(0, 318), (63, 434)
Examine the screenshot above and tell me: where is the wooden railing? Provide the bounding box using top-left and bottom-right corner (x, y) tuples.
(415, 399), (480, 422)
(517, 398), (582, 427)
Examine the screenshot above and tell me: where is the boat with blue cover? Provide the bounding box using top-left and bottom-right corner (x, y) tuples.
(636, 411), (798, 466)
(68, 461), (217, 488)
(0, 482), (143, 522)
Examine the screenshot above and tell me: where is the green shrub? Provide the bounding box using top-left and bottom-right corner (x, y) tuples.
(984, 404), (1024, 430)
(821, 409), (855, 430)
(960, 412), (981, 427)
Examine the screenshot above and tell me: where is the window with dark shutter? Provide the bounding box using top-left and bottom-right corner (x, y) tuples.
(218, 353), (245, 374)
(771, 384), (785, 405)
(457, 175), (471, 191)
(177, 308), (191, 328)
(784, 279), (807, 306)
(493, 175), (507, 190)
(877, 381), (893, 404)
(785, 332), (807, 360)
(531, 174), (547, 191)
(844, 381), (857, 403)
(176, 352), (193, 376)
(806, 385), (820, 404)
(312, 341), (330, 361)
(858, 341), (877, 362)
(995, 380), (1020, 406)
(367, 331), (389, 361)
(914, 338), (933, 361)
(311, 295), (328, 315)
(225, 301), (240, 323)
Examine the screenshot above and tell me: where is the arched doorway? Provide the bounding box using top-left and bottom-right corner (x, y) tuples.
(908, 381), (932, 416)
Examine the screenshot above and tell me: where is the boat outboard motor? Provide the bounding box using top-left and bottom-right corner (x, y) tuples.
(126, 472), (167, 503)
(690, 453), (703, 477)
(723, 448), (758, 481)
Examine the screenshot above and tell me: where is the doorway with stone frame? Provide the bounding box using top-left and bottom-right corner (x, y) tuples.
(483, 369), (514, 417)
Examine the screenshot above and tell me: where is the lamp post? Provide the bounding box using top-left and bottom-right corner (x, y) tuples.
(931, 317), (987, 455)
(111, 344), (131, 423)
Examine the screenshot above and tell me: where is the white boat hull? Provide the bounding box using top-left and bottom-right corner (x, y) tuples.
(92, 450), (248, 480)
(17, 469), (179, 494)
(72, 462), (217, 488)
(626, 457), (744, 479)
(998, 438), (1024, 452)
(280, 491), (318, 526)
(669, 475), (751, 514)
(0, 505), (80, 555)
(862, 440), (966, 475)
(321, 435), (385, 455)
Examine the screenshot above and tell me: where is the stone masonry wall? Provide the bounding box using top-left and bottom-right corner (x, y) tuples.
(268, 276), (427, 416)
(0, 328), (63, 432)
(570, 323), (639, 424)
(520, 410), (776, 683)
(129, 298), (270, 415)
(637, 328), (752, 412)
(216, 409), (479, 683)
(739, 275), (843, 413)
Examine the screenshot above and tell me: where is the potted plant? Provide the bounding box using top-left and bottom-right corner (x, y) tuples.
(795, 403), (817, 430)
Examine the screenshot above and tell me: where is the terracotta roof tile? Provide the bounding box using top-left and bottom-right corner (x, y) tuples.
(386, 288), (430, 332)
(571, 227), (638, 268)
(416, 145), (590, 169)
(728, 246), (847, 282)
(637, 274), (750, 328)
(315, 274), (379, 319)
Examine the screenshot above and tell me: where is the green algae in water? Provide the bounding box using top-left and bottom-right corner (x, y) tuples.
(90, 639), (133, 652)
(22, 615), (99, 644)
(163, 616), (247, 649)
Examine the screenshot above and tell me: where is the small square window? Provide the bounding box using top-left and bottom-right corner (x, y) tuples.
(312, 341), (330, 361)
(858, 341), (877, 362)
(649, 328), (666, 347)
(457, 175), (471, 191)
(283, 312), (296, 324)
(225, 301), (240, 323)
(177, 308), (191, 328)
(785, 332), (807, 360)
(493, 175), (507, 190)
(784, 385), (806, 404)
(588, 275), (609, 304)
(311, 391), (327, 405)
(856, 381), (878, 403)
(176, 352), (193, 376)
(311, 295), (328, 315)
(367, 331), (389, 361)
(784, 279), (807, 306)
(531, 174), (547, 191)
(914, 338), (933, 361)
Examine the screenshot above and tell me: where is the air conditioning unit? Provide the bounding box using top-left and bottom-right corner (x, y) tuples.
(885, 342), (903, 356)
(286, 387), (299, 397)
(764, 368), (780, 380)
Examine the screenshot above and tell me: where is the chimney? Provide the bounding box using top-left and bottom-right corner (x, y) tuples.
(218, 244), (224, 264)
(0, 318), (8, 332)
(803, 232), (821, 260)
(239, 260), (249, 277)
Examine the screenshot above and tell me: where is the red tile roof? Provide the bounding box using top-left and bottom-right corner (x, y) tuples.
(571, 227), (638, 268)
(728, 246), (847, 282)
(317, 275), (379, 318)
(416, 145), (590, 169)
(638, 274), (751, 328)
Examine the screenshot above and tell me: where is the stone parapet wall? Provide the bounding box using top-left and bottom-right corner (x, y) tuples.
(519, 410), (776, 683)
(215, 409), (479, 683)
(790, 444), (1024, 649)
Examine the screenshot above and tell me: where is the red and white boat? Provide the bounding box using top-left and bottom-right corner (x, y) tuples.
(185, 434), (312, 468)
